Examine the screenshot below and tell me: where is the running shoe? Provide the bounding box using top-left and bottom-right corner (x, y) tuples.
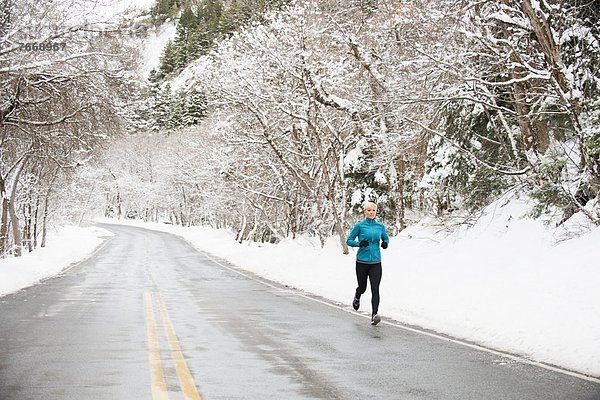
(370, 313), (381, 326)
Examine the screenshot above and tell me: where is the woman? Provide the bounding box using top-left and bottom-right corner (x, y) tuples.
(346, 201), (389, 325)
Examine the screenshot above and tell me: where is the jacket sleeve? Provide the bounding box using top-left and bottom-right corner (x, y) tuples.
(346, 223), (361, 247)
(381, 225), (390, 245)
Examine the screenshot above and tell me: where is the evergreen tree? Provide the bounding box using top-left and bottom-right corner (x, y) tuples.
(182, 89), (208, 126)
(154, 84), (173, 129)
(425, 99), (513, 212)
(152, 0), (180, 23)
(199, 0), (224, 26)
(344, 137), (398, 223)
(167, 89), (185, 129)
(153, 0), (171, 18)
(186, 31), (205, 61)
(222, 0), (289, 32)
(153, 0), (290, 82)
(157, 40), (178, 79)
(136, 86), (207, 130)
(173, 6), (199, 69)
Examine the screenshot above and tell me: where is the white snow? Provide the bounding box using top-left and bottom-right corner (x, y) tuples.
(1, 199), (599, 379)
(374, 170), (387, 185)
(350, 189), (363, 206)
(169, 56), (213, 92)
(488, 12), (530, 31)
(138, 21), (177, 78)
(343, 138), (366, 173)
(0, 225), (113, 296)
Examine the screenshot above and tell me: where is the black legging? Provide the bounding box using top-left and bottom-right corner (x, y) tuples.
(355, 261), (382, 315)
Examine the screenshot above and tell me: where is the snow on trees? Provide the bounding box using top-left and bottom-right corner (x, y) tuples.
(0, 0), (137, 256)
(58, 0), (599, 251)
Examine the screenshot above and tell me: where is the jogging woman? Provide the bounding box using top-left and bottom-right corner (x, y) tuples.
(346, 201), (389, 325)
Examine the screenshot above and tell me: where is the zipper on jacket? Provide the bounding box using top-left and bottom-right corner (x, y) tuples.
(369, 219), (373, 262)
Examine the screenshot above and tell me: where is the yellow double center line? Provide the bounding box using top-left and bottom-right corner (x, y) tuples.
(144, 292), (202, 400)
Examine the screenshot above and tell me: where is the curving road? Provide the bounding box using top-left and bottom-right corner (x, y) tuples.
(0, 224), (598, 399)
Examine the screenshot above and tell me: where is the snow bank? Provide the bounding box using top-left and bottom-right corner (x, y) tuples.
(387, 198), (600, 378)
(0, 226), (113, 296)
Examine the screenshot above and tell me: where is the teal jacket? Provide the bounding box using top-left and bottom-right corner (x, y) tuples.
(346, 218), (390, 263)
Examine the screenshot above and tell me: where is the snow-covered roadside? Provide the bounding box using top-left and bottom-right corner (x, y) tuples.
(0, 226), (113, 296)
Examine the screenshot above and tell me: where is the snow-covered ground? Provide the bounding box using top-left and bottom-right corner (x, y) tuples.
(1, 199), (599, 379)
(0, 225), (112, 296)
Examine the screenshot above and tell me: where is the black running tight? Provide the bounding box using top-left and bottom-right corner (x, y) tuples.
(355, 261), (382, 315)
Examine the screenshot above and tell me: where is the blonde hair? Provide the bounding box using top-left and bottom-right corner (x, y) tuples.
(363, 201), (377, 210)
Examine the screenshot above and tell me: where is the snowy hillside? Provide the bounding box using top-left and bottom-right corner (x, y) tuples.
(138, 21), (177, 78)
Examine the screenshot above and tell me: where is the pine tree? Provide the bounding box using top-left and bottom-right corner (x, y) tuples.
(173, 6), (199, 69)
(167, 90), (185, 129)
(157, 40), (178, 79)
(152, 0), (179, 23)
(182, 90), (207, 126)
(197, 0), (226, 42)
(154, 84), (173, 129)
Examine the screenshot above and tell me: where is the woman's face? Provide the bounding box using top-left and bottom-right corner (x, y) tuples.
(364, 205), (377, 220)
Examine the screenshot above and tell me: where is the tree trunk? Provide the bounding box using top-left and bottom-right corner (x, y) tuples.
(8, 160), (26, 256)
(116, 192), (122, 219)
(78, 183), (96, 226)
(521, 0), (595, 181)
(397, 158), (407, 232)
(498, 3), (550, 154)
(25, 202), (32, 252)
(236, 214), (247, 243)
(521, 0), (571, 96)
(33, 197), (39, 249)
(41, 194), (49, 248)
(245, 216), (258, 242)
(308, 106), (348, 254)
(333, 215), (349, 254)
(8, 199), (21, 256)
(180, 185), (187, 226)
(0, 198), (8, 255)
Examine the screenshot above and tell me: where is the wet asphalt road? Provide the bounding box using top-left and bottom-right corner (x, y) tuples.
(0, 224), (599, 400)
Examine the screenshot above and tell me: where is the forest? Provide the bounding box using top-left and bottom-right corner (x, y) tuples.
(1, 0), (598, 257)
